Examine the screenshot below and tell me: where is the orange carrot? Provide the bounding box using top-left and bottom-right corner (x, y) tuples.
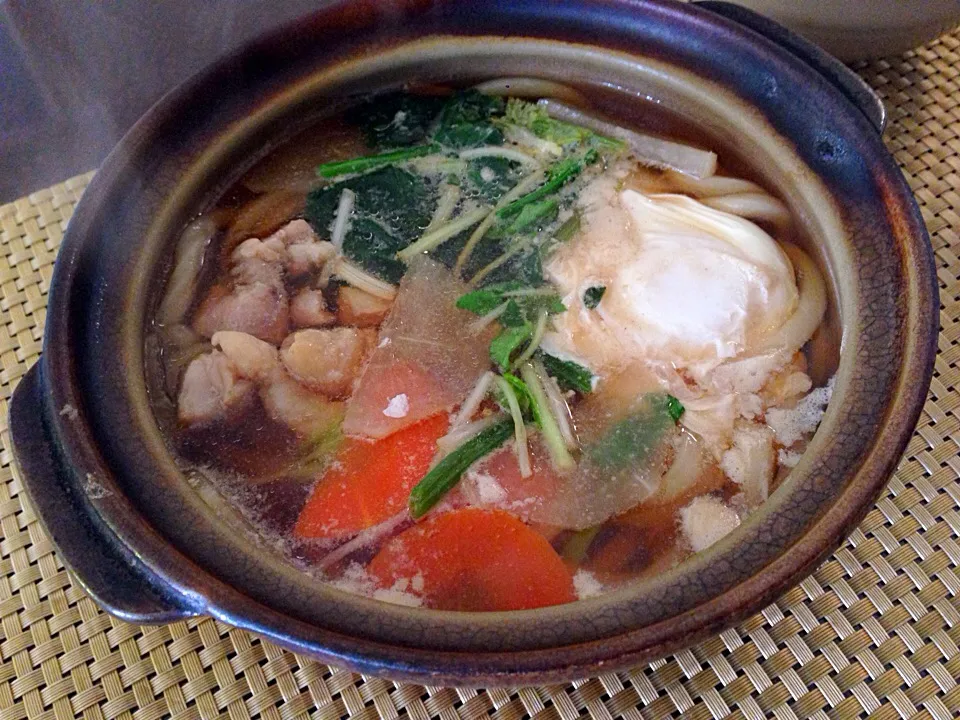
(294, 413), (448, 539)
(367, 507), (576, 611)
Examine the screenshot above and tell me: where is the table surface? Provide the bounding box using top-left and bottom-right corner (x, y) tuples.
(2, 24), (960, 720)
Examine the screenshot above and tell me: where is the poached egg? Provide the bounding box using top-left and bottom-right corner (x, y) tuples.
(543, 172), (799, 380)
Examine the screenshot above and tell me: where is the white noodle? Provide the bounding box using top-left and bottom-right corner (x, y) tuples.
(752, 244), (827, 355)
(458, 146), (542, 169)
(538, 99), (718, 178)
(703, 193), (791, 227)
(473, 77), (589, 106)
(157, 218), (216, 324)
(452, 371), (495, 427)
(424, 184), (461, 234)
(335, 259), (397, 300)
(330, 188), (355, 252)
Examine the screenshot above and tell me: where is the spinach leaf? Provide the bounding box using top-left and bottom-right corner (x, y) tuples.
(340, 217), (408, 284)
(305, 166), (432, 243)
(466, 156), (521, 203)
(583, 285), (606, 309)
(538, 352), (595, 394)
(499, 299), (526, 327)
(434, 90), (506, 149)
(345, 92), (444, 148)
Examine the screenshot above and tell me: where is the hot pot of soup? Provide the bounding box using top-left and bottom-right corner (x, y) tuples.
(8, 0), (937, 685)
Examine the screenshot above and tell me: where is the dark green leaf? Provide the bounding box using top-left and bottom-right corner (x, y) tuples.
(499, 299), (526, 327)
(538, 352), (595, 394)
(466, 157), (521, 203)
(490, 324), (532, 370)
(583, 285), (606, 309)
(341, 218), (407, 284)
(305, 166), (432, 243)
(455, 288), (505, 315)
(666, 395), (685, 423)
(585, 393), (675, 470)
(435, 122), (503, 149)
(434, 90), (506, 150)
(346, 92), (444, 148)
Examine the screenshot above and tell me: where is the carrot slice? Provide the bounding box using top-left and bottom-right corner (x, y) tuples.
(367, 507), (576, 611)
(294, 413), (448, 539)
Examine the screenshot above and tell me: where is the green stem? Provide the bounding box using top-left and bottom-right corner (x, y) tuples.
(497, 149), (597, 219)
(315, 144), (442, 178)
(397, 206), (492, 261)
(519, 363), (576, 471)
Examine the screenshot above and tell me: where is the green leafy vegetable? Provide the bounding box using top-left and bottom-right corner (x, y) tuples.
(666, 395), (685, 423)
(455, 281), (524, 314)
(434, 91), (506, 149)
(408, 418), (514, 518)
(499, 299), (526, 327)
(466, 156), (522, 203)
(497, 149), (598, 219)
(553, 213), (582, 242)
(315, 144), (441, 178)
(538, 352), (595, 394)
(519, 362), (576, 470)
(340, 217), (408, 284)
(583, 285), (606, 309)
(585, 393), (676, 470)
(502, 97), (625, 152)
(501, 372), (534, 416)
(507, 198), (559, 234)
(490, 324), (533, 370)
(346, 92), (444, 148)
(306, 166), (431, 242)
(305, 166), (434, 281)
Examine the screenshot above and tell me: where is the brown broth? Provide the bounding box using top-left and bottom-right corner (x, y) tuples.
(147, 85), (839, 611)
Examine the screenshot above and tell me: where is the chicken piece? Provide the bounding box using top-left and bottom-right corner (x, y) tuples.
(212, 330), (279, 382)
(177, 351), (255, 425)
(290, 289), (336, 328)
(193, 282), (289, 345)
(281, 327), (376, 398)
(679, 495), (740, 552)
(260, 372), (345, 437)
(287, 241), (336, 276)
(337, 285), (392, 327)
(221, 190), (305, 259)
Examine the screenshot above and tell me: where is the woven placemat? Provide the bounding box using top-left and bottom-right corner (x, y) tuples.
(2, 32), (960, 720)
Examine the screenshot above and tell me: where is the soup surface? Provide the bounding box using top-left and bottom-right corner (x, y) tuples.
(149, 83), (835, 611)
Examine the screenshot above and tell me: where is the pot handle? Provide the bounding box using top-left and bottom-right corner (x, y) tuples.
(8, 365), (200, 624)
(694, 1), (886, 134)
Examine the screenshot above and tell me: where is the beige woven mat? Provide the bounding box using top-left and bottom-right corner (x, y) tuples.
(2, 31), (960, 720)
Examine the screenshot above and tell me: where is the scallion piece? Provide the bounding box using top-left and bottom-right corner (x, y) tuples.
(496, 149), (598, 219)
(315, 144), (442, 178)
(408, 417), (513, 518)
